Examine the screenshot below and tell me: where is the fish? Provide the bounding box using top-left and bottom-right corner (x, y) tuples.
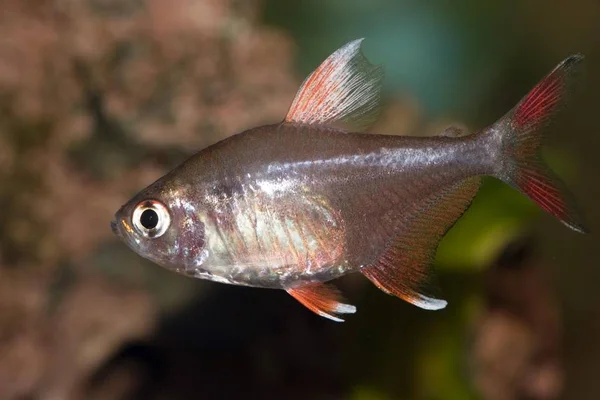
(111, 39), (588, 322)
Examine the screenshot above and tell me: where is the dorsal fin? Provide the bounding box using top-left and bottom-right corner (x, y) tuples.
(361, 177), (481, 309)
(284, 39), (384, 131)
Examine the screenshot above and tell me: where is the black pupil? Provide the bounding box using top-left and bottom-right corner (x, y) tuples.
(140, 209), (159, 230)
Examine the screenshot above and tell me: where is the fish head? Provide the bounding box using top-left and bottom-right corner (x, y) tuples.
(111, 178), (208, 273)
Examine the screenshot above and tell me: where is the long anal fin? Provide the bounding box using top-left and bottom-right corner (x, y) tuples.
(361, 177), (481, 310)
(286, 282), (356, 322)
(284, 39), (384, 131)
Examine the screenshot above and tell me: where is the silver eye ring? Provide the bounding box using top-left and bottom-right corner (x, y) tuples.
(132, 200), (170, 238)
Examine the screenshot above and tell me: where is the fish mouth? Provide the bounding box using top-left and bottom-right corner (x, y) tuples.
(110, 219), (120, 236)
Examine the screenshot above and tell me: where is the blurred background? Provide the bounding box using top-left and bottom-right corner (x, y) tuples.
(0, 0), (598, 399)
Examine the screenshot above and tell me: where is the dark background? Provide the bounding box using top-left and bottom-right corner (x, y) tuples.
(0, 0), (598, 399)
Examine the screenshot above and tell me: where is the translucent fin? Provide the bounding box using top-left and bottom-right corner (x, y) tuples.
(490, 54), (588, 233)
(513, 55), (583, 132)
(361, 177), (481, 310)
(286, 282), (356, 322)
(439, 126), (468, 138)
(284, 38), (384, 131)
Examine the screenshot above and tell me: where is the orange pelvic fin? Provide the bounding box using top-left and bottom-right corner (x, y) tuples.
(286, 282), (356, 322)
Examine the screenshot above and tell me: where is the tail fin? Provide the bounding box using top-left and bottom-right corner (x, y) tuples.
(490, 54), (587, 233)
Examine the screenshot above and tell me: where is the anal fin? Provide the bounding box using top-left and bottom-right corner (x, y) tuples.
(361, 177), (481, 310)
(286, 282), (356, 322)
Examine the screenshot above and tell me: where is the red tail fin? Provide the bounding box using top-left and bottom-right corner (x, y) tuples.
(494, 54), (588, 233)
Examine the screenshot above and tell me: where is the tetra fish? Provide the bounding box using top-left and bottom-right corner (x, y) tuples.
(112, 39), (587, 321)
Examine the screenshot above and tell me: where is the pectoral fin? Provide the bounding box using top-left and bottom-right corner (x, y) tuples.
(286, 282), (356, 322)
(361, 177), (481, 310)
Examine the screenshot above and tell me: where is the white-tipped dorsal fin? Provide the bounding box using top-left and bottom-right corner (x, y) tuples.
(284, 38), (384, 131)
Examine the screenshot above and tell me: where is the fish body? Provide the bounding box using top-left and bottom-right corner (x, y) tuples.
(126, 124), (484, 285)
(113, 39), (587, 321)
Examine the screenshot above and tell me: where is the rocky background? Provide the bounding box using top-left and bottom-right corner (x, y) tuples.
(0, 0), (599, 399)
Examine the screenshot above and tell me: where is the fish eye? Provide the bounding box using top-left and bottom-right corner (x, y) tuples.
(132, 200), (170, 238)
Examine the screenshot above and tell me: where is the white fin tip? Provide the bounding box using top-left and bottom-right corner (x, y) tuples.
(335, 303), (357, 314)
(411, 295), (447, 311)
(317, 311), (345, 323)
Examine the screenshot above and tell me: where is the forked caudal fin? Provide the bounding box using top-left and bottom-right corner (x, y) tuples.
(489, 54), (588, 233)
